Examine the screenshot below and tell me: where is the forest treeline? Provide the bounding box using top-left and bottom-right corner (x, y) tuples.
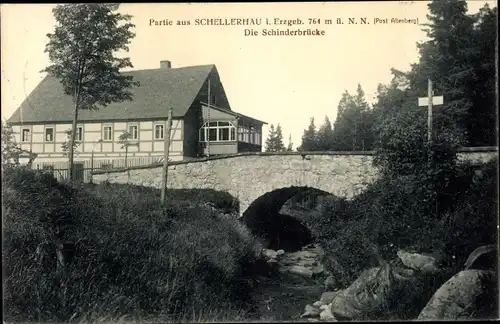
(265, 1), (497, 152)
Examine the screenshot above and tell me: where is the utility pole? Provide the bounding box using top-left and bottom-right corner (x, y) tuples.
(207, 78), (211, 157)
(161, 108), (173, 203)
(418, 79), (444, 164)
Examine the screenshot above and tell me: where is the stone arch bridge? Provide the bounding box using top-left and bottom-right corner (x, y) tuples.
(92, 148), (497, 218)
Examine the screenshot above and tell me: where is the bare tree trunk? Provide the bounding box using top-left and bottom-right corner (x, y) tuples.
(68, 102), (79, 182)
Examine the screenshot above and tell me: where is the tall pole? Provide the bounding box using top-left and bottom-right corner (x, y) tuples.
(427, 78), (433, 146)
(207, 79), (211, 157)
(427, 78), (433, 166)
(161, 108), (173, 203)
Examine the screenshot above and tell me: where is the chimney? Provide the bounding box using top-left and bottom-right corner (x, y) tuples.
(160, 60), (171, 69)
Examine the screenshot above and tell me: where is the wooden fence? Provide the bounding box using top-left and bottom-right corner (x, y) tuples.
(32, 156), (164, 183)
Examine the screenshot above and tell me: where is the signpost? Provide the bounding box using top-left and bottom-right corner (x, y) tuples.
(161, 108), (173, 203)
(418, 79), (444, 147)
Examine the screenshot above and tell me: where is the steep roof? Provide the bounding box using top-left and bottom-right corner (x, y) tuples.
(8, 64), (216, 124)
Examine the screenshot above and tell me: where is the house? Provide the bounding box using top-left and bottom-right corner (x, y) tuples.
(6, 60), (267, 165)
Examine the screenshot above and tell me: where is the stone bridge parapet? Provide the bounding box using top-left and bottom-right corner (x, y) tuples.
(92, 147), (498, 216)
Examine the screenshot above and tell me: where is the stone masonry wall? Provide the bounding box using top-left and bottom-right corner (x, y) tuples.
(92, 153), (379, 215)
(92, 149), (498, 216)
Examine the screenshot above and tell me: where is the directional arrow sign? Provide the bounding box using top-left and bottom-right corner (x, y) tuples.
(418, 96), (444, 107)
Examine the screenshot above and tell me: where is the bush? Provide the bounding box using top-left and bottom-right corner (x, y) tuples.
(3, 168), (260, 323)
(309, 157), (498, 289)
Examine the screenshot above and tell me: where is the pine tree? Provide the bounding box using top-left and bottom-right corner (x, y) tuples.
(466, 4), (497, 146)
(265, 124), (287, 152)
(300, 117), (318, 151)
(409, 0), (482, 146)
(332, 90), (359, 150)
(265, 124), (276, 152)
(353, 84), (374, 151)
(275, 124), (286, 152)
(317, 115), (334, 151)
(331, 85), (374, 151)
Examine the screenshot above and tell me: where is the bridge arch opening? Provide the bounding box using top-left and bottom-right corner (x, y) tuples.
(241, 186), (334, 252)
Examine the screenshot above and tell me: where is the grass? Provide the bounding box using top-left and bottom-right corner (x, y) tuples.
(2, 167), (263, 323)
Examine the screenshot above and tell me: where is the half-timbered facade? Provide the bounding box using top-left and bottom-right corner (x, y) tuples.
(7, 61), (267, 164)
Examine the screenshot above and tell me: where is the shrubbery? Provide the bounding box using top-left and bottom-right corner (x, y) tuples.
(3, 168), (260, 323)
(303, 156), (498, 288)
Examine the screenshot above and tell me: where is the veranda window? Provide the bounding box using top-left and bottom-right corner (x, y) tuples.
(199, 121), (236, 142)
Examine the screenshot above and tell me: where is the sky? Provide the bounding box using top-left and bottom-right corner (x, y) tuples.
(0, 1), (495, 150)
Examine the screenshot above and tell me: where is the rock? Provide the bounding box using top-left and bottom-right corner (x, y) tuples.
(330, 266), (410, 320)
(312, 264), (326, 277)
(296, 260), (317, 267)
(393, 266), (415, 278)
(324, 275), (338, 290)
(319, 304), (329, 311)
(417, 270), (496, 320)
(397, 250), (440, 274)
(313, 301), (323, 307)
(464, 245), (497, 270)
(320, 291), (341, 304)
(320, 306), (337, 321)
(262, 249), (279, 259)
(276, 249), (285, 256)
(291, 250), (319, 260)
(301, 304), (321, 318)
(280, 265), (314, 278)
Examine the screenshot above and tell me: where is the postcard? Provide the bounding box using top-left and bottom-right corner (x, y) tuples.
(2, 2), (498, 323)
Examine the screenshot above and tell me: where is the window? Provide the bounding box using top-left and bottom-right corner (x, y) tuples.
(237, 125), (261, 144)
(219, 128), (229, 141)
(199, 121), (236, 142)
(208, 128), (217, 141)
(249, 126), (255, 144)
(211, 93), (217, 105)
(103, 126), (112, 141)
(76, 127), (83, 141)
(45, 128), (54, 142)
(154, 124), (164, 140)
(243, 127), (249, 142)
(21, 128), (31, 142)
(128, 125), (138, 140)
